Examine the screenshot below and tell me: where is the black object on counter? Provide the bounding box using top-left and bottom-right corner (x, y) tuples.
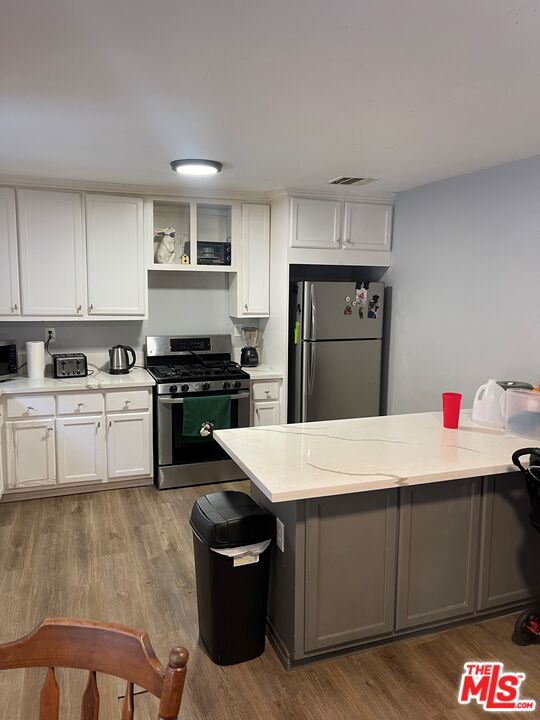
(498, 380), (534, 391)
(190, 491), (273, 665)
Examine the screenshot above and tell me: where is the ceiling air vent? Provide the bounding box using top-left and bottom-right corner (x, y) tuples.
(328, 176), (376, 186)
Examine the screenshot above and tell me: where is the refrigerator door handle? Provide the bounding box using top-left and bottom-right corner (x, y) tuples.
(309, 342), (316, 396)
(303, 282), (317, 340)
(301, 341), (317, 422)
(311, 285), (317, 340)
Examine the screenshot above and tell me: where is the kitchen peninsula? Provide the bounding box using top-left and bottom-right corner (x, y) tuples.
(215, 411), (540, 667)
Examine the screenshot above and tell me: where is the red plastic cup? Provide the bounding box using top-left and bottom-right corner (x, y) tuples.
(442, 392), (462, 429)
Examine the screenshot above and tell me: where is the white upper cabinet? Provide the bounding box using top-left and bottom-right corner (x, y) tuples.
(18, 189), (85, 316)
(343, 202), (393, 251)
(0, 188), (20, 316)
(229, 203), (270, 317)
(290, 198), (342, 249)
(86, 194), (146, 316)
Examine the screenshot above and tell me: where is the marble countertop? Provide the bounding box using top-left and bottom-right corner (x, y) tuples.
(0, 367), (155, 395)
(247, 366), (284, 381)
(214, 410), (531, 502)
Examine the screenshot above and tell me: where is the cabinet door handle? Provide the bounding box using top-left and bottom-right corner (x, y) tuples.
(345, 237), (352, 245)
(89, 303), (94, 312)
(11, 304), (17, 312)
(97, 421), (101, 430)
(244, 303), (248, 311)
(265, 390), (270, 397)
(76, 304), (82, 313)
(255, 408), (259, 415)
(46, 426), (54, 432)
(108, 420), (112, 428)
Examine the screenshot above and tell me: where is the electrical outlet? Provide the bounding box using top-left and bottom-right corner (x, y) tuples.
(45, 328), (56, 343)
(276, 517), (285, 552)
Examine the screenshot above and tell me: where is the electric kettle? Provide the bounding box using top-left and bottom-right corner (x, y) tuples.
(108, 345), (136, 375)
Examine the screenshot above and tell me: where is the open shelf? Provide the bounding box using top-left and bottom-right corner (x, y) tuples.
(151, 198), (237, 272)
(148, 263), (236, 273)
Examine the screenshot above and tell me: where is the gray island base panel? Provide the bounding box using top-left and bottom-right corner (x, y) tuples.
(251, 474), (540, 668)
(212, 411), (540, 667)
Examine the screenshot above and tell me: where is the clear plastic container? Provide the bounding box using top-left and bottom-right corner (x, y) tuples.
(505, 389), (540, 439)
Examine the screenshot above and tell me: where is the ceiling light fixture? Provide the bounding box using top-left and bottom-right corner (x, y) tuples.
(170, 159), (223, 176)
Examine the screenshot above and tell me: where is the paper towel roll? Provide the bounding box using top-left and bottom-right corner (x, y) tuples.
(27, 341), (45, 379)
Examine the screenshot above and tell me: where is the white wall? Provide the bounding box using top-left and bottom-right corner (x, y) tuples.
(386, 155), (540, 415)
(0, 272), (245, 367)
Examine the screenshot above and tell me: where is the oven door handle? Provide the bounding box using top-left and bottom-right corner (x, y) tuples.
(158, 392), (251, 405)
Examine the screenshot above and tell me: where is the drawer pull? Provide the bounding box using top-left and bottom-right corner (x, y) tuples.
(46, 426), (53, 433)
(265, 390), (270, 397)
(77, 403), (84, 408)
(27, 406), (34, 411)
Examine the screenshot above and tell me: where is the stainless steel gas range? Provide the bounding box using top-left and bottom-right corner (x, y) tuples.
(145, 335), (250, 490)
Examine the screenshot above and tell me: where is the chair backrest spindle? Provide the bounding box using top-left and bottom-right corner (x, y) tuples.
(40, 667), (60, 720)
(81, 670), (100, 719)
(121, 682), (134, 720)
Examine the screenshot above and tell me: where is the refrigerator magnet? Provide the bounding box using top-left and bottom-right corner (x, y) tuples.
(344, 305), (352, 315)
(356, 286), (368, 308)
(368, 294), (380, 319)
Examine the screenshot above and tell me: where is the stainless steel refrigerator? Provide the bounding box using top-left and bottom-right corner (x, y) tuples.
(289, 280), (385, 423)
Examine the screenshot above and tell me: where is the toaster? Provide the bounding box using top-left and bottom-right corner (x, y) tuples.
(52, 353), (88, 378)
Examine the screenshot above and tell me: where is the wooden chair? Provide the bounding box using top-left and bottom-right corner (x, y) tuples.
(0, 617), (188, 719)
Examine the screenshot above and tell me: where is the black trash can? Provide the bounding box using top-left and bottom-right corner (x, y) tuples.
(190, 490), (273, 665)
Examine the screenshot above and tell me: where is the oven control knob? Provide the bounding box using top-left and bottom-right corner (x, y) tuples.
(169, 385), (178, 394)
(223, 381), (231, 389)
(202, 383), (210, 391)
(181, 384), (189, 393)
(234, 381), (242, 389)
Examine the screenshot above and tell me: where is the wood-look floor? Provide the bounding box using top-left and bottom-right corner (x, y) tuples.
(1, 482), (540, 719)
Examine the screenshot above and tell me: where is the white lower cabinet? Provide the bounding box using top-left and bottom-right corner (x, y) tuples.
(56, 415), (106, 485)
(1, 389), (153, 498)
(253, 401), (280, 427)
(107, 412), (151, 480)
(251, 378), (283, 427)
(6, 419), (56, 489)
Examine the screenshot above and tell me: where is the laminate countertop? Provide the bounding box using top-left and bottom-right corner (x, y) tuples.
(214, 410), (530, 502)
(0, 367), (155, 395)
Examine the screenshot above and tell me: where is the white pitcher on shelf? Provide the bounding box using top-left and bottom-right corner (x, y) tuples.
(472, 379), (506, 428)
(154, 226), (176, 264)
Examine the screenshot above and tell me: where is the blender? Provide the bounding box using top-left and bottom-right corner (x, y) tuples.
(241, 326), (260, 367)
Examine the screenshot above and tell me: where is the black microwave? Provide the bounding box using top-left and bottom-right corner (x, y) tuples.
(0, 341), (18, 381)
(183, 240), (231, 266)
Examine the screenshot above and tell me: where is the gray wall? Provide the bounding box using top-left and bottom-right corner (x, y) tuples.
(386, 154), (540, 414)
(0, 273), (241, 357)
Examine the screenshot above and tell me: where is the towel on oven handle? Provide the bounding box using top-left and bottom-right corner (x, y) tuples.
(183, 394), (231, 438)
